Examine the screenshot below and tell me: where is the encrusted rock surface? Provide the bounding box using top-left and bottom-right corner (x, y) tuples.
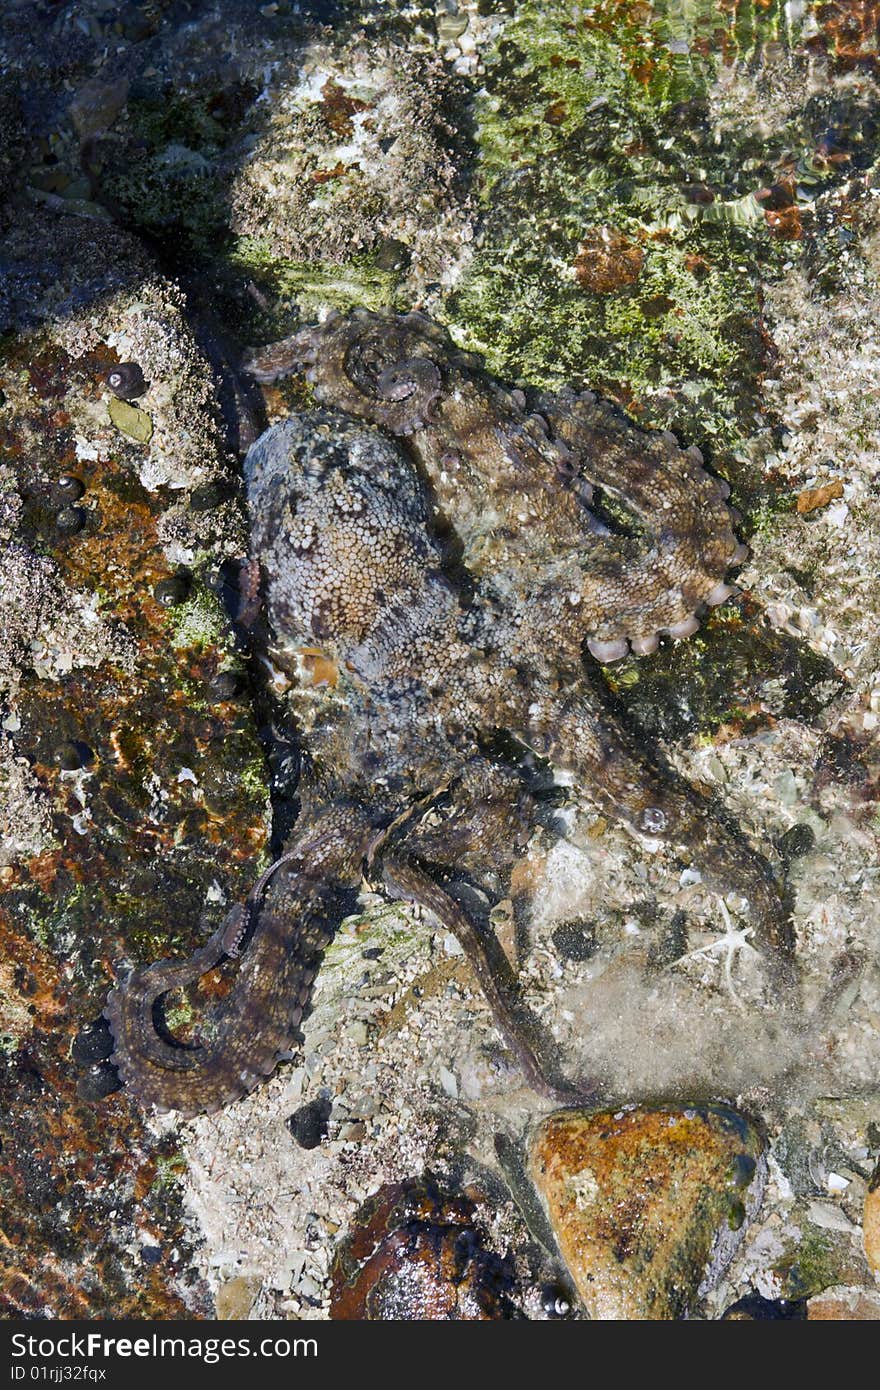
(328, 1176), (521, 1320)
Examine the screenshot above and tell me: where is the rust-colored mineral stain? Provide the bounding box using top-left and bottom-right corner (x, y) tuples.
(543, 99), (568, 126)
(311, 161), (349, 185)
(765, 206), (804, 240)
(808, 1), (880, 74)
(319, 79), (370, 139)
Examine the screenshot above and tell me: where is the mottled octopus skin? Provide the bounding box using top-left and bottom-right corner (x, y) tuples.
(105, 310), (794, 1116)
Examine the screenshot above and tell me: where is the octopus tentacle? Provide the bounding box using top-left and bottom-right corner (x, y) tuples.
(242, 313), (450, 437)
(380, 853), (594, 1104)
(525, 690), (796, 988)
(538, 389), (745, 659)
(242, 312), (744, 667)
(105, 805), (372, 1115)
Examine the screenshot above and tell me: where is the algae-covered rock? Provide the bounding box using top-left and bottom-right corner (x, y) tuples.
(0, 202), (267, 1317)
(530, 1104), (766, 1319)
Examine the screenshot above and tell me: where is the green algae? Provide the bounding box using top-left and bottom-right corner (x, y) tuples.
(449, 0), (790, 446)
(605, 607), (844, 744)
(229, 236), (402, 317)
(166, 584), (232, 653)
(772, 1220), (863, 1300)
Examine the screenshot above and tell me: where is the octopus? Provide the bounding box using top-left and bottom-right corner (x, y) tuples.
(102, 308), (795, 1116)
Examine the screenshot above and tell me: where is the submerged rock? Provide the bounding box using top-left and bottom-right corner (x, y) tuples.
(530, 1104), (766, 1320)
(807, 1286), (880, 1320)
(329, 1176), (521, 1320)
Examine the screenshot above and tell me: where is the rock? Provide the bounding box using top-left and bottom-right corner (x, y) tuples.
(864, 1159), (880, 1277)
(530, 1104), (765, 1320)
(69, 78), (130, 141)
(215, 1275), (261, 1320)
(329, 1176), (520, 1320)
(286, 1095), (332, 1150)
(108, 396), (154, 445)
(0, 201), (262, 1319)
(721, 1293), (806, 1320)
(795, 480), (844, 515)
(807, 1286), (880, 1320)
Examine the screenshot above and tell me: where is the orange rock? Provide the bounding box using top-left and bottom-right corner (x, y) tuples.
(530, 1104), (765, 1320)
(796, 480), (844, 514)
(864, 1158), (880, 1276)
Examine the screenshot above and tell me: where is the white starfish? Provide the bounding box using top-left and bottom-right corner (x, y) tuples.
(668, 899), (761, 1011)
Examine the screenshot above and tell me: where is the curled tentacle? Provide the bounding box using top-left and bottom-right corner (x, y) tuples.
(104, 805), (373, 1115)
(539, 389), (744, 658)
(375, 357), (442, 431)
(242, 310), (453, 437)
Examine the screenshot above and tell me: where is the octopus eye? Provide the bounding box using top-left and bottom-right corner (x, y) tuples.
(105, 361), (147, 400)
(343, 333), (397, 398)
(376, 356), (441, 404)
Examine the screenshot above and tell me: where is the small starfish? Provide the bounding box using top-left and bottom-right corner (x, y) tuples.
(669, 899), (761, 1011)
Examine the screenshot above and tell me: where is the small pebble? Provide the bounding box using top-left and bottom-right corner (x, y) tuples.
(72, 1017), (114, 1064)
(190, 481), (228, 511)
(287, 1095), (332, 1150)
(106, 361), (147, 400)
(52, 475), (85, 504)
(54, 740), (94, 771)
(108, 395), (153, 443)
(329, 1176), (520, 1319)
(437, 11), (468, 42)
(552, 920), (597, 962)
(209, 670), (242, 701)
(215, 1276), (260, 1320)
(373, 238), (412, 272)
(778, 823), (816, 861)
(55, 505), (86, 534)
(76, 1064), (122, 1102)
